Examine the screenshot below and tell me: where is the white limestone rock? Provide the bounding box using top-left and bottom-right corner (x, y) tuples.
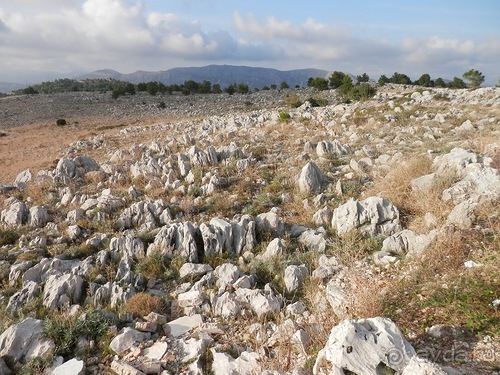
(43, 273), (84, 310)
(211, 350), (261, 375)
(313, 317), (415, 375)
(28, 205), (50, 227)
(284, 264), (308, 292)
(179, 263), (213, 279)
(0, 318), (55, 364)
(331, 197), (401, 236)
(256, 208), (285, 238)
(0, 200), (28, 227)
(298, 161), (326, 194)
(257, 238), (286, 259)
(52, 358), (85, 375)
(109, 327), (151, 355)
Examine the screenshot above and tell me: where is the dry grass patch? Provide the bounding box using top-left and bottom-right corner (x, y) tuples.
(364, 154), (454, 230)
(381, 230), (499, 337)
(123, 292), (167, 318)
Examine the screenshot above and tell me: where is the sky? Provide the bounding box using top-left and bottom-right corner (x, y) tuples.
(0, 0), (499, 85)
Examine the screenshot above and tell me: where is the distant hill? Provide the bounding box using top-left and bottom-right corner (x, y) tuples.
(78, 65), (330, 89)
(0, 82), (26, 94)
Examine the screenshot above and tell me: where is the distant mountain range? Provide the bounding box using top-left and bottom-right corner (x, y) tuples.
(77, 65), (330, 90)
(0, 65), (331, 93)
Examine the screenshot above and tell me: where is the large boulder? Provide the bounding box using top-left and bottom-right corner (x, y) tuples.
(313, 317), (415, 375)
(0, 318), (55, 364)
(331, 197), (402, 236)
(43, 273), (85, 310)
(374, 229), (437, 266)
(0, 200), (28, 227)
(298, 161), (326, 194)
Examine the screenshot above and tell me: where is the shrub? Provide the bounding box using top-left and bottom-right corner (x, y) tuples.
(56, 118), (67, 126)
(278, 111), (291, 122)
(0, 229), (20, 247)
(43, 309), (115, 357)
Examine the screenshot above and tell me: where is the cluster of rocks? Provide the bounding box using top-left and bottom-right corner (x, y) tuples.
(0, 85), (499, 374)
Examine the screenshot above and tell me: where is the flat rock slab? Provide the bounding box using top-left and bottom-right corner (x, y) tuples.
(167, 314), (203, 338)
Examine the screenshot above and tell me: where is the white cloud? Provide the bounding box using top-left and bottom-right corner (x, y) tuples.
(0, 4), (498, 84)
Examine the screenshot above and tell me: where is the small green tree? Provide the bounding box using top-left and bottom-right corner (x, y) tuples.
(391, 72), (412, 85)
(237, 83), (249, 94)
(434, 77), (446, 87)
(378, 75), (390, 86)
(308, 77), (329, 91)
(280, 81), (289, 90)
(329, 71), (348, 89)
(416, 74), (433, 87)
(462, 69), (485, 88)
(448, 77), (467, 89)
(356, 73), (370, 84)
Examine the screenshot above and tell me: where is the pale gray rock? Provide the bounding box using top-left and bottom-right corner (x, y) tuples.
(442, 164), (500, 204)
(115, 200), (172, 231)
(313, 317), (415, 375)
(7, 280), (41, 311)
(432, 148), (481, 176)
(256, 208), (286, 238)
(43, 273), (84, 310)
(167, 314), (203, 338)
(316, 140), (350, 158)
(109, 230), (145, 261)
(179, 263), (213, 279)
(374, 229), (437, 265)
(258, 237), (286, 260)
(401, 356), (448, 375)
(15, 169), (33, 188)
(210, 217), (234, 254)
(147, 222), (199, 262)
(29, 206), (50, 228)
(313, 206), (333, 227)
(284, 264), (308, 292)
(109, 327), (151, 355)
(211, 349), (261, 375)
(142, 341), (168, 360)
(1, 200), (28, 227)
(297, 228), (326, 252)
(0, 318), (55, 364)
(110, 359), (145, 375)
(446, 198), (478, 229)
(22, 257), (89, 285)
(454, 119), (475, 133)
(214, 263), (242, 288)
(178, 290), (205, 308)
(178, 153), (191, 177)
(213, 292), (241, 318)
(325, 282), (348, 319)
(235, 285), (282, 317)
(298, 161), (325, 194)
(331, 197), (401, 236)
(9, 260), (33, 286)
(312, 255), (341, 283)
(52, 358), (85, 375)
(178, 334), (213, 364)
(66, 209), (85, 224)
(66, 224), (81, 241)
(232, 214), (256, 254)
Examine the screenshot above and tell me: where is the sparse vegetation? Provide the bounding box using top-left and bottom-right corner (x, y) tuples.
(0, 82), (499, 374)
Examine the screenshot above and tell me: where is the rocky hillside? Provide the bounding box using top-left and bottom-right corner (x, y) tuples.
(0, 85), (498, 374)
